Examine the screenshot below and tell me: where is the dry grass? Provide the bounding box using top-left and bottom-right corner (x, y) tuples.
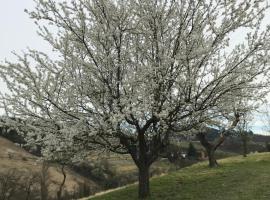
(0, 136), (99, 199)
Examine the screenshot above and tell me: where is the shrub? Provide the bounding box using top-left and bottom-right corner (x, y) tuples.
(265, 142), (270, 152)
(161, 143), (182, 162)
(0, 169), (20, 200)
(187, 142), (197, 159)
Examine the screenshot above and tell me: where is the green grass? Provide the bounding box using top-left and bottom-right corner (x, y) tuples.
(90, 152), (180, 175)
(89, 153), (270, 200)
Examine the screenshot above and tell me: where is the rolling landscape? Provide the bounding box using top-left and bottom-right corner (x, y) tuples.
(1, 0), (270, 199)
(1, 129), (270, 199)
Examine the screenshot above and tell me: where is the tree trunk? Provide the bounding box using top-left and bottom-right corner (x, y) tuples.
(138, 164), (150, 199)
(40, 162), (49, 200)
(119, 122), (165, 199)
(197, 132), (219, 168)
(207, 149), (218, 168)
(25, 185), (31, 200)
(243, 139), (247, 157)
(57, 165), (66, 200)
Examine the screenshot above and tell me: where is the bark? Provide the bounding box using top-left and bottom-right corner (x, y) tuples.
(137, 130), (151, 199)
(25, 184), (31, 200)
(40, 162), (49, 200)
(119, 117), (168, 199)
(138, 164), (150, 199)
(207, 148), (218, 168)
(122, 134), (155, 199)
(57, 165), (66, 200)
(197, 112), (240, 167)
(242, 138), (247, 157)
(197, 132), (223, 168)
(122, 139), (152, 199)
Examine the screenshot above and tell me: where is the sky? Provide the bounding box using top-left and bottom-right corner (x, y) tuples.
(0, 0), (270, 135)
(0, 0), (50, 61)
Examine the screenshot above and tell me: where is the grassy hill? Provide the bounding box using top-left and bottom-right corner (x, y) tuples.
(0, 136), (99, 199)
(87, 153), (270, 200)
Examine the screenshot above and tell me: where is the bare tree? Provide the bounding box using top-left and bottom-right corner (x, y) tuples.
(1, 0), (270, 198)
(0, 169), (20, 200)
(21, 172), (39, 200)
(56, 164), (66, 200)
(262, 104), (270, 135)
(39, 161), (50, 200)
(237, 113), (253, 157)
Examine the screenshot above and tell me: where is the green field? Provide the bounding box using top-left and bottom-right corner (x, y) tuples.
(89, 153), (270, 200)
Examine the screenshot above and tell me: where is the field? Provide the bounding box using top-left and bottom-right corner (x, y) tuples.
(88, 153), (270, 200)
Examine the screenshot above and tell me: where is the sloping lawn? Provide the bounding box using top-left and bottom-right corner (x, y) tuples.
(89, 153), (270, 200)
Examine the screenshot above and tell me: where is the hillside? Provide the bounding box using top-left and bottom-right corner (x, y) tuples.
(253, 134), (270, 143)
(87, 153), (270, 200)
(0, 136), (99, 199)
(200, 129), (269, 154)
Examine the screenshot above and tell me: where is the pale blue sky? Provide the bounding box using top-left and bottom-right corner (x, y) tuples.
(0, 0), (50, 61)
(0, 1), (269, 135)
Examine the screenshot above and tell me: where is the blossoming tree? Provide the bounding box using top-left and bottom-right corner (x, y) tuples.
(1, 0), (270, 198)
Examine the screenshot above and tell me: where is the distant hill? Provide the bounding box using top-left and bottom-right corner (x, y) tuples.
(196, 128), (270, 154)
(220, 137), (266, 154)
(252, 134), (270, 143)
(86, 153), (270, 200)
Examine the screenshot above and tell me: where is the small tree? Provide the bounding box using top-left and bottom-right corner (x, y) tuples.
(1, 0), (270, 198)
(187, 142), (197, 159)
(236, 112), (253, 157)
(0, 169), (21, 200)
(22, 172), (39, 200)
(39, 161), (50, 200)
(56, 164), (66, 200)
(265, 142), (270, 152)
(197, 111), (240, 167)
(240, 130), (253, 157)
(42, 150), (71, 200)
